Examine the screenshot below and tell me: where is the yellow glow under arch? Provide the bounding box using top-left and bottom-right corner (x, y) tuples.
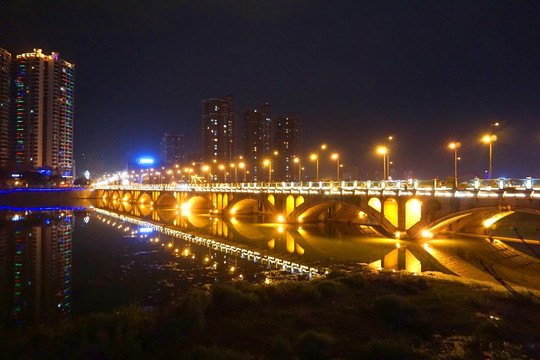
(405, 198), (422, 229)
(368, 197), (381, 212)
(384, 198), (398, 227)
(286, 195), (295, 215)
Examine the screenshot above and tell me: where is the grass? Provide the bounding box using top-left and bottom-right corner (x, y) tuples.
(1, 271), (539, 359)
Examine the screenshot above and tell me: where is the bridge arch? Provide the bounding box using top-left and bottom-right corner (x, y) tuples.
(156, 193), (177, 207)
(410, 205), (540, 239)
(368, 197), (381, 212)
(185, 195), (214, 213)
(138, 193), (152, 204)
(286, 195), (295, 215)
(383, 198), (398, 227)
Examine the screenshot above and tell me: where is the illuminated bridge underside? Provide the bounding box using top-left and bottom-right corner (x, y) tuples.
(95, 185), (540, 239)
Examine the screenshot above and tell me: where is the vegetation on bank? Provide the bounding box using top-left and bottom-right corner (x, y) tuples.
(1, 271), (539, 359)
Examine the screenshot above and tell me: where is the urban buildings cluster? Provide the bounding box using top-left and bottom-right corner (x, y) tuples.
(158, 96), (301, 183)
(0, 48), (75, 179)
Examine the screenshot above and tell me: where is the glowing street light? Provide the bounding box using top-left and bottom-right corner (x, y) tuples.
(263, 159), (272, 183)
(293, 157), (302, 182)
(310, 143), (327, 181)
(331, 153), (340, 181)
(482, 134), (497, 179)
(448, 142), (461, 187)
(230, 163), (238, 183)
(377, 146), (388, 180)
(238, 162), (246, 182)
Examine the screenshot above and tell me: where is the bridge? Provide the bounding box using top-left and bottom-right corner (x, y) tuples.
(92, 177), (540, 239)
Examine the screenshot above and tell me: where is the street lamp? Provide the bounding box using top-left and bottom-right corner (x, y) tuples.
(263, 159), (272, 183)
(448, 142), (461, 187)
(293, 157), (301, 182)
(238, 162), (246, 182)
(230, 163), (237, 184)
(377, 146), (388, 180)
(331, 153), (340, 181)
(482, 135), (497, 179)
(310, 143), (327, 182)
(202, 165), (210, 182)
(219, 164), (226, 182)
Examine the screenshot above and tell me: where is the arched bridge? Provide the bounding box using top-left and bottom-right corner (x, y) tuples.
(92, 178), (540, 239)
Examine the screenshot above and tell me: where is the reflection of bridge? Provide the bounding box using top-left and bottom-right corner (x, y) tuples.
(92, 178), (540, 239)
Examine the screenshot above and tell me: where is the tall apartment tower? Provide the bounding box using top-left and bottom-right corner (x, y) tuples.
(243, 102), (272, 181)
(0, 48), (10, 168)
(202, 96), (236, 165)
(274, 115), (301, 181)
(12, 49), (75, 177)
(160, 132), (185, 166)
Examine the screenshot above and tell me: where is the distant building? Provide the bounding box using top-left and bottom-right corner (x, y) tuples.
(0, 48), (10, 168)
(201, 96), (236, 169)
(243, 102), (272, 181)
(160, 133), (184, 166)
(11, 49), (75, 177)
(273, 115), (301, 181)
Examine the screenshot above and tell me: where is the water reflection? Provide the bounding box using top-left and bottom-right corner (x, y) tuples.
(96, 199), (540, 290)
(96, 200), (425, 273)
(0, 210), (72, 328)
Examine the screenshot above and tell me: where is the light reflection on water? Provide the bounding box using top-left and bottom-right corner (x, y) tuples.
(3, 203), (540, 329)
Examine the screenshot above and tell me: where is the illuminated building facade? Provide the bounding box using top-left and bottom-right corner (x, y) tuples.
(12, 49), (75, 177)
(202, 96), (236, 166)
(0, 48), (10, 168)
(160, 132), (184, 166)
(273, 115), (301, 181)
(243, 102), (272, 181)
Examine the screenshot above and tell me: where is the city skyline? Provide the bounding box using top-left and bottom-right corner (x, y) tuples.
(1, 2), (539, 179)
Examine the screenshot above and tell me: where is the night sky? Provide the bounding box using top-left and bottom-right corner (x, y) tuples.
(2, 1), (540, 179)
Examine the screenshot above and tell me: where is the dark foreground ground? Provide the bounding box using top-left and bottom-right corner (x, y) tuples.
(1, 270), (539, 360)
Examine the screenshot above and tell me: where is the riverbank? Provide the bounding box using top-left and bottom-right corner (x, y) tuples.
(1, 270), (539, 359)
(0, 187), (94, 209)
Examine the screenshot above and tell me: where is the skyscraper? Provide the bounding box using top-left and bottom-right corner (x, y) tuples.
(160, 132), (184, 166)
(243, 102), (272, 181)
(202, 96), (236, 166)
(0, 48), (10, 168)
(274, 115), (301, 181)
(12, 49), (75, 177)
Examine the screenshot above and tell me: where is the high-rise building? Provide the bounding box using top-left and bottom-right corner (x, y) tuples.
(12, 49), (75, 177)
(160, 133), (184, 166)
(273, 115), (301, 181)
(0, 48), (10, 168)
(243, 102), (272, 181)
(202, 96), (236, 167)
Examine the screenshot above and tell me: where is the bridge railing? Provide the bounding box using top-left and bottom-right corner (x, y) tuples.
(93, 177), (540, 194)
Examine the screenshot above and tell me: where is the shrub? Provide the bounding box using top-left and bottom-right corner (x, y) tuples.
(295, 330), (334, 360)
(360, 337), (415, 360)
(372, 294), (423, 332)
(181, 345), (254, 360)
(265, 336), (294, 360)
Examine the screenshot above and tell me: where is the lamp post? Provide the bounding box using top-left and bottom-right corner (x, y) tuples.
(263, 159), (272, 183)
(310, 144), (327, 182)
(230, 163), (237, 184)
(377, 146), (388, 180)
(293, 157), (301, 182)
(202, 165), (210, 182)
(238, 162), (246, 182)
(331, 153), (340, 181)
(219, 164), (225, 183)
(482, 135), (497, 179)
(448, 142), (461, 188)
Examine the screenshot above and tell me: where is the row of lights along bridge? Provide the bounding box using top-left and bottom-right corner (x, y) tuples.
(98, 131), (499, 186)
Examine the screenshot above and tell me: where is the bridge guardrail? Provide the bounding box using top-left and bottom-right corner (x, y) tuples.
(92, 177), (539, 195)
